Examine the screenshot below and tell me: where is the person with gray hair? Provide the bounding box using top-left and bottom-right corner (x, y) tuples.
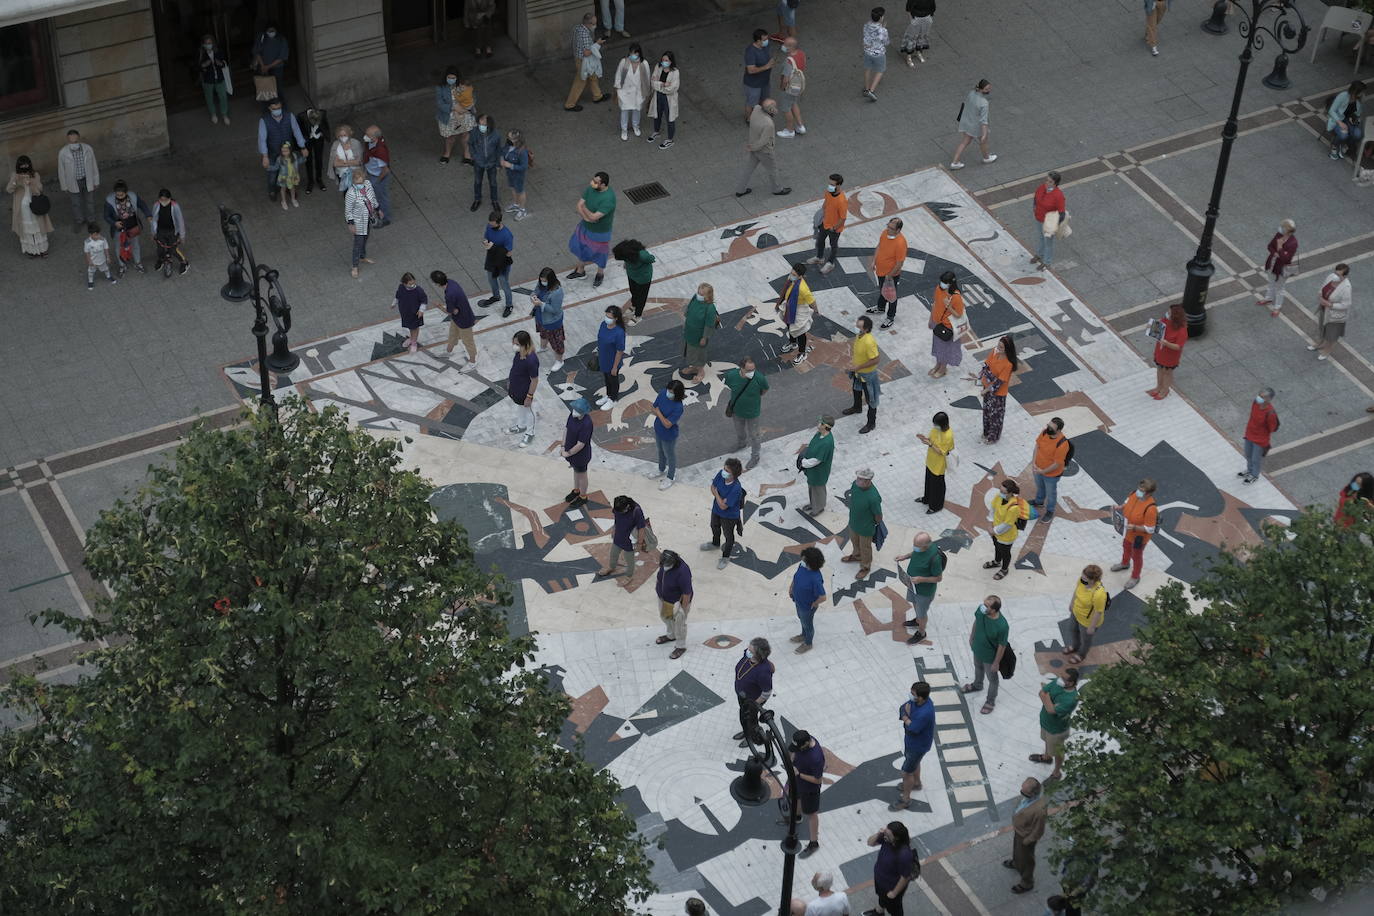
(735, 98), (792, 197)
(1239, 386), (1279, 484)
(1257, 219), (1297, 316)
(564, 13), (610, 111)
(733, 637), (775, 749)
(789, 869), (851, 915)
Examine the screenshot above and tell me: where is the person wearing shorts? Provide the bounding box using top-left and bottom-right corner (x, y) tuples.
(743, 29), (774, 119)
(861, 7), (890, 101)
(789, 730), (826, 857)
(777, 0), (798, 38)
(1031, 668), (1079, 782)
(893, 681), (934, 810)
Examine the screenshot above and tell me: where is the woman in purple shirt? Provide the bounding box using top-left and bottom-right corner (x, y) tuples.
(560, 397), (594, 509)
(599, 494), (649, 581)
(867, 820), (917, 915)
(393, 272), (428, 354)
(507, 330), (539, 448)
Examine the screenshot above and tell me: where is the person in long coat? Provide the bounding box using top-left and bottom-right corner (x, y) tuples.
(7, 156), (53, 257)
(614, 43), (652, 141)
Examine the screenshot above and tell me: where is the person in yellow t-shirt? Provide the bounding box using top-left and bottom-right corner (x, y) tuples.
(842, 315), (881, 435)
(915, 411), (954, 513)
(1063, 564), (1107, 664)
(982, 479), (1026, 579)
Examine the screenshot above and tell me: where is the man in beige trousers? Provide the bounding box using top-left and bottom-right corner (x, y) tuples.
(1144, 0), (1170, 56)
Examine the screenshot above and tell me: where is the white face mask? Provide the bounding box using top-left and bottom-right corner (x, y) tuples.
(1277, 225), (1285, 234)
(911, 693), (920, 702)
(661, 60), (671, 68)
(742, 370), (754, 379)
(722, 470), (733, 481)
(265, 29), (277, 38)
(746, 647), (754, 659)
(761, 39), (769, 48)
(939, 282), (949, 290)
(69, 142), (80, 150)
(826, 184), (836, 193)
(203, 43), (214, 50)
(977, 603), (986, 614)
(1254, 395), (1265, 405)
(512, 344), (522, 352)
(855, 325), (864, 333)
(271, 109), (283, 119)
(629, 54), (639, 61)
(404, 283), (415, 290)
(571, 411), (585, 419)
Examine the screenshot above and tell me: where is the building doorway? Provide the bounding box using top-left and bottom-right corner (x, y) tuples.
(151, 0), (299, 113)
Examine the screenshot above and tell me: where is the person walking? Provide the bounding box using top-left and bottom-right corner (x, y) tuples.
(149, 189), (188, 276)
(681, 283), (721, 381)
(724, 357), (769, 469)
(197, 34), (231, 125)
(1256, 219), (1297, 316)
(915, 412), (953, 513)
(702, 457), (747, 570)
(654, 550), (692, 660)
(649, 51), (681, 149)
(961, 595), (1008, 714)
(271, 140), (303, 210)
(481, 208), (515, 313)
(1063, 566), (1106, 665)
(469, 114), (502, 213)
(735, 100), (792, 197)
(596, 305), (628, 411)
(1031, 172), (1066, 270)
(1111, 478), (1158, 590)
(465, 0), (496, 56)
(1146, 303), (1187, 399)
(972, 334), (1017, 443)
(599, 494), (649, 582)
(797, 415), (835, 514)
(807, 174), (847, 274)
(743, 30), (775, 121)
(1327, 81), (1364, 160)
(1307, 263), (1352, 360)
(103, 180), (151, 274)
(343, 169), (379, 279)
(863, 822), (916, 916)
(1144, 0), (1170, 57)
(362, 126), (392, 226)
(614, 44), (651, 141)
(568, 171), (617, 286)
(564, 13), (610, 112)
(1005, 778), (1048, 894)
(896, 532), (943, 644)
(500, 128), (531, 220)
(1239, 387), (1279, 484)
(891, 680), (935, 809)
(258, 101), (307, 202)
(950, 79), (996, 169)
(776, 37), (807, 139)
(296, 108), (330, 194)
(777, 262), (818, 366)
(432, 270), (477, 366)
(435, 66), (476, 165)
(600, 0), (629, 38)
(1030, 417), (1070, 520)
(788, 731), (826, 856)
(82, 222), (117, 289)
(530, 267), (566, 372)
(861, 8), (890, 101)
(392, 272), (428, 354)
(868, 217), (907, 328)
(842, 468), (882, 579)
(331, 125), (364, 192)
(777, 0), (800, 39)
(57, 129), (100, 232)
(901, 0), (935, 66)
(613, 238), (656, 324)
(929, 271), (965, 378)
(984, 479), (1027, 580)
(733, 636), (775, 747)
(649, 379), (685, 490)
(560, 398), (595, 509)
(789, 546), (827, 653)
(842, 316), (881, 435)
(1031, 668), (1080, 782)
(508, 330), (540, 448)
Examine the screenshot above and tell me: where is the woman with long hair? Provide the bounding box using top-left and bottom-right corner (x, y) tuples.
(1147, 303), (1187, 400)
(929, 270), (965, 377)
(649, 51), (680, 149)
(867, 820), (916, 915)
(6, 156), (52, 257)
(530, 267), (566, 372)
(970, 335), (1017, 444)
(500, 128), (530, 220)
(915, 411), (953, 513)
(435, 65), (476, 164)
(507, 330), (540, 448)
(596, 304), (628, 410)
(1335, 471), (1374, 528)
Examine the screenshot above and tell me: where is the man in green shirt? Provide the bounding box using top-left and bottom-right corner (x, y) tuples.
(842, 467), (882, 578)
(567, 170), (617, 287)
(680, 284), (720, 381)
(798, 415), (835, 514)
(723, 357), (769, 469)
(1031, 667), (1079, 781)
(962, 595), (1008, 714)
(895, 531), (943, 644)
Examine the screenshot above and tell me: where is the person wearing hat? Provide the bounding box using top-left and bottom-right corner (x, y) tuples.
(654, 550), (692, 659)
(559, 398), (595, 509)
(843, 468), (882, 578)
(788, 730), (826, 858)
(797, 415), (835, 514)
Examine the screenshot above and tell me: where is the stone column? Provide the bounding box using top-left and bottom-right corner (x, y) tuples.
(297, 0), (390, 109)
(515, 0), (593, 62)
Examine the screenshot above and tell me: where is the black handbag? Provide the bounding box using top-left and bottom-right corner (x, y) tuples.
(724, 373), (756, 419)
(28, 193), (51, 216)
(933, 322), (954, 342)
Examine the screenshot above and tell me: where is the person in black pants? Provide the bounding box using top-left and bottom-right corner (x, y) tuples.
(915, 411), (953, 512)
(732, 637), (774, 749)
(865, 821), (917, 915)
(701, 457), (746, 570)
(612, 238), (656, 323)
(296, 108), (330, 193)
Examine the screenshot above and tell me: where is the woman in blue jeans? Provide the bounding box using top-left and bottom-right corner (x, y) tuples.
(648, 379), (685, 490)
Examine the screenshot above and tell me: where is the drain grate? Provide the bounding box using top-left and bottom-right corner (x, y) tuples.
(624, 181), (669, 205)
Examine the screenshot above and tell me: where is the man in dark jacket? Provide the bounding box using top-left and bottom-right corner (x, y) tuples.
(470, 113), (503, 212)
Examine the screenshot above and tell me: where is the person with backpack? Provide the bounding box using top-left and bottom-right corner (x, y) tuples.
(1030, 417), (1070, 521)
(776, 36), (807, 139)
(1111, 478), (1158, 590)
(1239, 387), (1279, 484)
(896, 531), (943, 645)
(1030, 667), (1079, 782)
(984, 479), (1027, 580)
(1063, 565), (1106, 665)
(961, 595), (1008, 714)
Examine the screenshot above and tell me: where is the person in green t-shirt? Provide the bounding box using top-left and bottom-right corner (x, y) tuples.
(612, 237), (655, 323)
(681, 282), (721, 381)
(567, 170), (617, 286)
(895, 531), (944, 644)
(962, 595), (1008, 713)
(1031, 668), (1079, 780)
(722, 357), (769, 469)
(797, 415), (835, 514)
(842, 467), (883, 577)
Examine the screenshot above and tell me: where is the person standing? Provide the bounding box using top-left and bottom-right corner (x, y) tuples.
(798, 415), (834, 514)
(148, 189), (188, 276)
(481, 208), (515, 313)
(861, 7), (889, 102)
(901, 0), (935, 66)
(777, 263), (819, 366)
(331, 125), (364, 192)
(296, 108), (329, 194)
(649, 52), (681, 149)
(790, 871), (851, 916)
(432, 270), (476, 366)
(724, 357), (770, 470)
(500, 128), (531, 220)
(929, 271), (965, 378)
(1006, 778), (1048, 894)
(530, 267), (566, 371)
(600, 0), (629, 38)
(742, 30), (775, 121)
(896, 532), (943, 644)
(733, 636), (775, 747)
(681, 283), (721, 381)
(776, 37), (807, 139)
(197, 35), (231, 125)
(915, 411), (953, 513)
(1308, 263), (1352, 360)
(1335, 472), (1374, 527)
(1327, 81), (1364, 160)
(961, 595), (1008, 715)
(702, 457), (747, 570)
(1146, 303), (1187, 399)
(614, 44), (651, 141)
(950, 79), (996, 169)
(1031, 668), (1080, 782)
(344, 169), (379, 279)
(362, 126), (392, 227)
(82, 222), (117, 289)
(777, 0), (800, 40)
(1110, 478), (1158, 590)
(251, 24), (289, 84)
(1144, 0), (1170, 57)
(612, 238), (656, 324)
(984, 479), (1026, 580)
(435, 66), (475, 165)
(865, 822), (916, 916)
(788, 730), (826, 856)
(649, 379), (685, 490)
(891, 680), (935, 809)
(1256, 219), (1297, 316)
(1031, 172), (1065, 270)
(596, 305), (628, 411)
(599, 494), (649, 582)
(392, 272), (428, 354)
(842, 316), (881, 435)
(564, 13), (609, 112)
(1030, 417), (1070, 520)
(807, 174), (847, 274)
(103, 180), (152, 274)
(57, 129), (100, 232)
(271, 141), (303, 210)
(842, 468), (882, 579)
(469, 114), (502, 213)
(1239, 387), (1279, 484)
(789, 546), (826, 653)
(465, 0), (496, 57)
(1063, 566), (1106, 665)
(654, 550), (692, 660)
(8, 157), (51, 257)
(568, 171), (617, 286)
(560, 398), (595, 509)
(258, 101), (306, 202)
(868, 217), (907, 328)
(507, 330), (540, 448)
(734, 100), (792, 198)
(972, 334), (1017, 444)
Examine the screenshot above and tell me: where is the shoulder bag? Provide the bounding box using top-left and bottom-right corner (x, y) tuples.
(28, 192), (51, 216)
(724, 373), (756, 418)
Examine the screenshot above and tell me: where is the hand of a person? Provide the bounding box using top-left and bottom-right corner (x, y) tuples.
(716, 496), (727, 510)
(261, 155), (270, 168)
(699, 337), (707, 346)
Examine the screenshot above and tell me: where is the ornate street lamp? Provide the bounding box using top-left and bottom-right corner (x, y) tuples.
(1183, 0), (1307, 338)
(727, 708), (805, 916)
(219, 206), (301, 409)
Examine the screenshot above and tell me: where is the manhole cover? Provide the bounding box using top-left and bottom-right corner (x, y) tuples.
(624, 181), (669, 204)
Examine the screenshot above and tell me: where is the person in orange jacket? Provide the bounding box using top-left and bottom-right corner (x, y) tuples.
(1111, 478), (1158, 590)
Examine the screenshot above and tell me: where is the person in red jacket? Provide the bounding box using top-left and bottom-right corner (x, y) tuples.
(1239, 387), (1279, 484)
(1146, 303), (1187, 400)
(1256, 220), (1297, 317)
(1335, 471), (1374, 527)
(1031, 171), (1065, 270)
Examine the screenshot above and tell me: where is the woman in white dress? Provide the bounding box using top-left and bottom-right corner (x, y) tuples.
(614, 43), (652, 142)
(330, 124), (365, 192)
(6, 156), (53, 257)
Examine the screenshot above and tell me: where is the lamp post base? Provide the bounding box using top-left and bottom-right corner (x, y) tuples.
(220, 264), (252, 302)
(1181, 258), (1214, 339)
(1202, 1), (1229, 35)
(730, 756), (770, 805)
(1261, 52), (1293, 90)
(266, 329), (301, 374)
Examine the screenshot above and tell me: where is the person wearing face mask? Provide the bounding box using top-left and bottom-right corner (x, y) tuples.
(57, 130), (100, 232)
(481, 209), (515, 314)
(568, 171), (617, 286)
(842, 468), (882, 578)
(868, 217), (906, 328)
(1062, 566), (1105, 666)
(331, 125), (364, 192)
(343, 168), (379, 279)
(648, 379), (686, 489)
(1007, 777), (1047, 894)
(271, 141), (303, 211)
(435, 67), (476, 166)
(595, 305), (628, 410)
(6, 156), (52, 257)
(559, 397), (595, 509)
(984, 479), (1027, 580)
(1307, 263), (1352, 360)
(743, 29), (775, 121)
(1111, 479), (1157, 590)
(950, 79), (996, 169)
(1256, 219), (1297, 316)
(500, 129), (531, 220)
(197, 35), (231, 125)
(529, 267), (565, 370)
(564, 13), (610, 112)
(787, 730), (826, 857)
(1031, 171), (1066, 271)
(649, 51), (681, 149)
(775, 37), (806, 139)
(362, 126), (392, 227)
(296, 108), (330, 194)
(148, 188), (188, 276)
(842, 316), (880, 435)
(891, 681), (935, 810)
(702, 457), (747, 569)
(599, 495), (649, 582)
(252, 24), (289, 85)
(103, 179), (152, 274)
(733, 636), (774, 747)
(1031, 667), (1079, 783)
(1146, 302), (1187, 400)
(1030, 417), (1069, 521)
(654, 550), (693, 660)
(614, 43), (651, 142)
(680, 283), (720, 381)
(431, 270), (476, 366)
(391, 272), (429, 355)
(806, 174), (846, 274)
(929, 271), (965, 378)
(469, 114), (502, 213)
(464, 0), (497, 58)
(258, 101), (307, 202)
(896, 532), (943, 645)
(736, 98), (792, 199)
(723, 357), (770, 469)
(861, 7), (890, 102)
(797, 415), (835, 514)
(915, 412), (953, 513)
(865, 821), (916, 915)
(961, 595), (1008, 714)
(508, 331), (540, 448)
(1238, 387), (1279, 484)
(777, 263), (818, 366)
(1335, 471), (1374, 527)
(969, 334), (1017, 444)
(788, 547), (826, 655)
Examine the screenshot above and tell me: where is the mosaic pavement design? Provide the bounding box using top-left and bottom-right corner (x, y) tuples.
(225, 168), (1296, 915)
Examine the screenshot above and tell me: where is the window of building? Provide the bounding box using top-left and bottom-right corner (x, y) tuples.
(0, 21), (58, 118)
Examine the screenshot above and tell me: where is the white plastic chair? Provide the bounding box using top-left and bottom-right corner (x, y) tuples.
(1309, 6), (1370, 76)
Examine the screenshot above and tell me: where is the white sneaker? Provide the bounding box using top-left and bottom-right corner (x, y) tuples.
(551, 359), (564, 372)
(820, 262), (835, 275)
(776, 129), (796, 138)
(519, 432), (535, 448)
(514, 208), (528, 221)
(647, 470), (664, 479)
(222, 116), (230, 125)
(658, 478), (674, 490)
(210, 115), (218, 124)
(633, 124), (642, 137)
(805, 256), (823, 265)
(505, 203), (520, 212)
(982, 154), (998, 164)
(621, 129), (628, 141)
(597, 397), (612, 409)
(1151, 45), (1159, 56)
(949, 161), (966, 170)
(795, 125), (806, 134)
(507, 425), (526, 434)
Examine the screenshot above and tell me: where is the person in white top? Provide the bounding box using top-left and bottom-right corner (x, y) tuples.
(789, 870), (851, 915)
(83, 222), (117, 289)
(1307, 263), (1353, 361)
(330, 124), (365, 192)
(614, 43), (652, 141)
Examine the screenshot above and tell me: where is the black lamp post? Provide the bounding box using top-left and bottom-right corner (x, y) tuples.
(1182, 0), (1307, 338)
(219, 206), (301, 409)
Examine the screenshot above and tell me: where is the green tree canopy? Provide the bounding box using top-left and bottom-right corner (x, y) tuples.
(0, 402), (652, 914)
(1053, 507), (1374, 914)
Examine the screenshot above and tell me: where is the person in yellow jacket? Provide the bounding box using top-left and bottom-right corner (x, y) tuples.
(1063, 564), (1107, 664)
(982, 479), (1027, 580)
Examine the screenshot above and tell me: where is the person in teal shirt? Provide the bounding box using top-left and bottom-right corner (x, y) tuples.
(1032, 667), (1079, 781)
(963, 595), (1009, 713)
(895, 531), (944, 644)
(681, 282), (720, 381)
(723, 357), (769, 469)
(568, 170), (617, 285)
(613, 238), (656, 323)
(798, 415), (835, 514)
(843, 467), (882, 577)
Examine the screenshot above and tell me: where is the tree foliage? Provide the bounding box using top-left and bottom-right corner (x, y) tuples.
(1052, 508), (1374, 914)
(0, 402), (653, 914)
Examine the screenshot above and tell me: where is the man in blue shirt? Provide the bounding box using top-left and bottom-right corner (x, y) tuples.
(654, 550), (692, 660)
(788, 546), (826, 653)
(733, 636), (774, 748)
(788, 730), (826, 858)
(742, 29), (775, 120)
(892, 681), (935, 810)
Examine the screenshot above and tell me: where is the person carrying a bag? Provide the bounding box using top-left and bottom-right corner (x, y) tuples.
(599, 495), (653, 582)
(961, 595), (1009, 715)
(723, 357), (769, 469)
(1031, 171), (1065, 271)
(867, 217), (908, 329)
(776, 262), (818, 366)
